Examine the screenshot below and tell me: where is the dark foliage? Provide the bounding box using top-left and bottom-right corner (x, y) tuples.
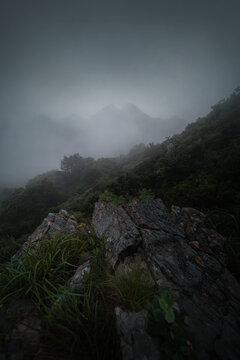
(0, 88), (239, 278)
(0, 180), (65, 237)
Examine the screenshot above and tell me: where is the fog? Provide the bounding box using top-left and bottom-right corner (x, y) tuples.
(0, 0), (240, 186)
(0, 105), (187, 185)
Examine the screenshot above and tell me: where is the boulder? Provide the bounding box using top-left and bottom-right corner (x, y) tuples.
(70, 260), (91, 291)
(92, 199), (240, 360)
(13, 210), (77, 260)
(4, 210), (79, 359)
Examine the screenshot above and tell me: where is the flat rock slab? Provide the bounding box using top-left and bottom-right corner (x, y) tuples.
(92, 199), (240, 360)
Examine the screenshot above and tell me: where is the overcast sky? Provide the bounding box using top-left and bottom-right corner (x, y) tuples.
(0, 0), (240, 185)
(1, 0), (240, 120)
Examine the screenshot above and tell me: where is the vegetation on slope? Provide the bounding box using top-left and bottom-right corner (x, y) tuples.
(0, 227), (192, 360)
(0, 88), (239, 278)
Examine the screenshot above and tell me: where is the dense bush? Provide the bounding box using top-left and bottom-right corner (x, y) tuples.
(0, 180), (65, 237)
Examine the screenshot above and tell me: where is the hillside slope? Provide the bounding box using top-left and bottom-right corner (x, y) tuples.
(0, 88), (239, 277)
(0, 201), (239, 359)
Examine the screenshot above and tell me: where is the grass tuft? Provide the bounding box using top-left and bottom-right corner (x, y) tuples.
(106, 260), (155, 311)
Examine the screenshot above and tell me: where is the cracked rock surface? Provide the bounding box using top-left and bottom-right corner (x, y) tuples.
(26, 209), (77, 245)
(92, 199), (240, 360)
(13, 210), (78, 261)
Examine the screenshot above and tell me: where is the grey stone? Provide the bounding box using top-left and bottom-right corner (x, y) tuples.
(70, 260), (91, 291)
(92, 201), (142, 267)
(12, 210), (78, 260)
(92, 199), (240, 360)
(124, 199), (184, 237)
(115, 307), (161, 360)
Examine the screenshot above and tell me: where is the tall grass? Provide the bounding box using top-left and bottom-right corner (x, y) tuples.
(45, 280), (119, 360)
(0, 232), (89, 306)
(0, 230), (155, 359)
(106, 261), (155, 311)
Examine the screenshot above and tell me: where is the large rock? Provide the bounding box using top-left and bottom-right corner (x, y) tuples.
(92, 199), (240, 360)
(92, 201), (142, 267)
(26, 209), (77, 244)
(13, 210), (77, 260)
(5, 210), (79, 359)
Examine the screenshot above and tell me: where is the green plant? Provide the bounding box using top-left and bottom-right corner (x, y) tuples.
(138, 188), (155, 200)
(90, 236), (107, 278)
(0, 235), (26, 267)
(44, 279), (119, 360)
(0, 233), (89, 306)
(99, 188), (154, 205)
(148, 292), (193, 360)
(98, 190), (130, 205)
(44, 238), (119, 360)
(0, 228), (121, 359)
(107, 261), (154, 311)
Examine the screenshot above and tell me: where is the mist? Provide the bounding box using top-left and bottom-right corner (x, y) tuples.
(0, 105), (187, 185)
(0, 0), (240, 186)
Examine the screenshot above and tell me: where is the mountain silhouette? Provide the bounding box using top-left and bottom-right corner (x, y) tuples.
(0, 104), (186, 184)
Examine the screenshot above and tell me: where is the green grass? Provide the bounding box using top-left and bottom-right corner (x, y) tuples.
(106, 260), (155, 311)
(147, 292), (194, 360)
(0, 228), (120, 359)
(42, 233), (119, 359)
(45, 280), (119, 360)
(0, 234), (28, 268)
(0, 228), (190, 360)
(44, 256), (154, 358)
(0, 231), (90, 306)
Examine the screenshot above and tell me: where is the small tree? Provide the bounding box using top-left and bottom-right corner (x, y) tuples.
(61, 154), (94, 174)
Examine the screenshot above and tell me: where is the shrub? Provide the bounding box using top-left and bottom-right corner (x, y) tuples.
(148, 292), (193, 359)
(98, 190), (130, 205)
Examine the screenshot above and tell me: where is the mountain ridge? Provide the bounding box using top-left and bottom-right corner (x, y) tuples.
(0, 104), (186, 184)
(0, 88), (239, 279)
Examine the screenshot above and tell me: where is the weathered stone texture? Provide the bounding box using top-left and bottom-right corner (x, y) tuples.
(115, 307), (160, 360)
(92, 199), (240, 360)
(12, 210), (77, 261)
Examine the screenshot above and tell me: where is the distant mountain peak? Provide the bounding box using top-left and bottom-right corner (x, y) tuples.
(122, 103), (140, 111)
(103, 104), (119, 111)
(92, 104), (119, 119)
(121, 103), (149, 118)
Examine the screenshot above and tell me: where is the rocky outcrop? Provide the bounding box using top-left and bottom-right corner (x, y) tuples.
(26, 209), (77, 244)
(2, 201), (240, 360)
(92, 199), (240, 360)
(2, 210), (79, 359)
(13, 210), (77, 260)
